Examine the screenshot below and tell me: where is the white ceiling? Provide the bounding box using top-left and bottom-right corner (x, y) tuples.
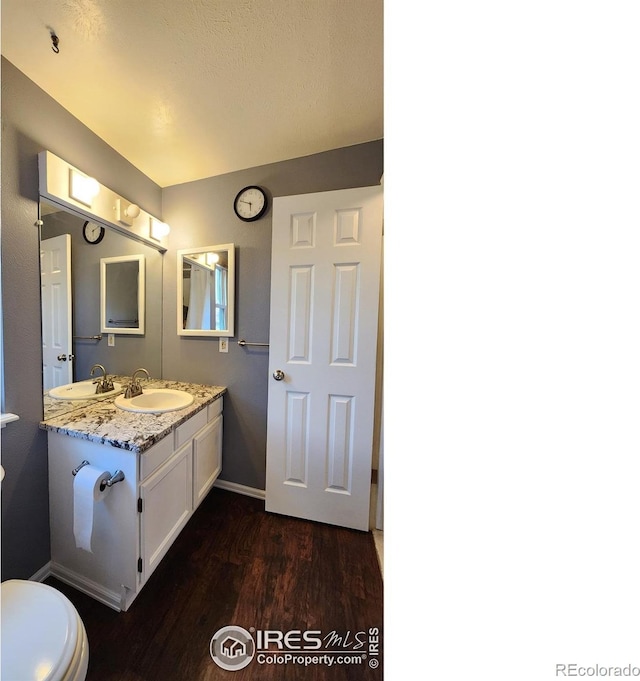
(1, 0), (383, 187)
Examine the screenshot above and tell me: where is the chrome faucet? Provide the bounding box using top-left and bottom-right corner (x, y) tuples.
(90, 364), (114, 394)
(123, 368), (150, 399)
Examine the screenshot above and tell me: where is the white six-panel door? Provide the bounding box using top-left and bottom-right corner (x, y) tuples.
(265, 185), (383, 531)
(41, 234), (73, 390)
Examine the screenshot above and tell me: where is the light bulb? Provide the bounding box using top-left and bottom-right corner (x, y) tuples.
(149, 217), (170, 241)
(69, 169), (100, 207)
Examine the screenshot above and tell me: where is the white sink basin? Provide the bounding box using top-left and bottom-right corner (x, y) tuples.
(114, 388), (194, 414)
(49, 380), (123, 400)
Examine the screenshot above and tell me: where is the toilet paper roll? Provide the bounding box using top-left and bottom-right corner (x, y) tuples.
(73, 465), (111, 553)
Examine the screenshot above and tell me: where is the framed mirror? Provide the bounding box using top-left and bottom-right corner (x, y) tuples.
(101, 254), (145, 334)
(177, 244), (235, 337)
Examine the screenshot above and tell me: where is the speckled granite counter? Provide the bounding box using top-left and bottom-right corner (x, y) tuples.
(41, 378), (226, 454)
(43, 379), (126, 420)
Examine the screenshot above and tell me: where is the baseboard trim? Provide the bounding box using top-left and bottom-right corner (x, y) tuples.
(49, 562), (123, 611)
(213, 479), (266, 500)
(29, 562), (52, 582)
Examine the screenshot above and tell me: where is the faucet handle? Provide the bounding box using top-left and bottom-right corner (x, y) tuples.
(123, 380), (143, 399)
(123, 368), (149, 398)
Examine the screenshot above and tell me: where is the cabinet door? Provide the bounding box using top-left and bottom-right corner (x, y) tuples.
(139, 442), (193, 585)
(193, 414), (222, 509)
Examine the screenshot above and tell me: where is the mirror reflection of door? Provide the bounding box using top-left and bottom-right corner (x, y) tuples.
(40, 234), (73, 390)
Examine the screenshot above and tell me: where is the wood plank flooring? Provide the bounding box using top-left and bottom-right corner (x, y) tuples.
(46, 488), (384, 680)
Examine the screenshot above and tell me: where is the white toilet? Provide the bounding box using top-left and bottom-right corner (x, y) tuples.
(1, 579), (89, 681)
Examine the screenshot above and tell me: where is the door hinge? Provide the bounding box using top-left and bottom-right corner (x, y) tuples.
(137, 557), (142, 573)
(137, 497), (143, 512)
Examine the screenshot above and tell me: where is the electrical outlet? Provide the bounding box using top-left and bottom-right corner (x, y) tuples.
(219, 338), (229, 353)
(108, 334), (115, 347)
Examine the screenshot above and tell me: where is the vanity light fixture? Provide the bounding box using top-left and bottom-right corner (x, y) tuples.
(116, 199), (141, 226)
(205, 252), (220, 266)
(40, 151), (169, 253)
(69, 168), (100, 207)
(149, 217), (171, 241)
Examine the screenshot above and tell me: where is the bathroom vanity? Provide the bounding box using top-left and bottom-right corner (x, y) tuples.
(41, 379), (226, 611)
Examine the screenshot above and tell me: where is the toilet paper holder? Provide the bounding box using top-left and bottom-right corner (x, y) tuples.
(72, 460), (125, 491)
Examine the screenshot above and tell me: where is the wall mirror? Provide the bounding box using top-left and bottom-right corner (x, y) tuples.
(100, 254), (145, 334)
(40, 200), (163, 418)
(177, 244), (235, 337)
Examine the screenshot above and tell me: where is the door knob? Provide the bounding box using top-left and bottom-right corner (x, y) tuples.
(57, 354), (75, 362)
(273, 369), (285, 381)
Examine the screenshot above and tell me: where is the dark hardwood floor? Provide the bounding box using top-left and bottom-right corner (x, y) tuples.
(47, 488), (383, 680)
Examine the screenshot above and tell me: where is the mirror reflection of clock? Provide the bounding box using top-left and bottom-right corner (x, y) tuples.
(83, 221), (106, 244)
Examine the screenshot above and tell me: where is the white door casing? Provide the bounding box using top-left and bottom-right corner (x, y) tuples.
(265, 185), (383, 531)
(41, 234), (73, 390)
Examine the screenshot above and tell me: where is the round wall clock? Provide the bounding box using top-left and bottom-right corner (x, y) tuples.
(233, 186), (268, 222)
(82, 221), (105, 244)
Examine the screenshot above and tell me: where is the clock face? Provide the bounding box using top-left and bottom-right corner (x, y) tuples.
(82, 221), (105, 244)
(234, 186), (268, 222)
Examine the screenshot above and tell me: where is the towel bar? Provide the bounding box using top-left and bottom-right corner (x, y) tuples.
(238, 339), (269, 347)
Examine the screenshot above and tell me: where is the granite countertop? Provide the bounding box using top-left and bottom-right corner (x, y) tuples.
(43, 378), (127, 420)
(41, 377), (226, 454)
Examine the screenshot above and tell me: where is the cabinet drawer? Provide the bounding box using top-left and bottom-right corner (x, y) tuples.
(208, 396), (223, 421)
(140, 435), (175, 481)
(174, 408), (208, 448)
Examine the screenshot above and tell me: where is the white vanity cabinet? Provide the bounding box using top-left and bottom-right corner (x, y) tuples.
(47, 396), (223, 611)
(138, 397), (222, 586)
(139, 440), (193, 585)
(192, 398), (223, 509)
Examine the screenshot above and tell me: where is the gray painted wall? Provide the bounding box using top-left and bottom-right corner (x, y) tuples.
(1, 55), (383, 579)
(1, 58), (162, 579)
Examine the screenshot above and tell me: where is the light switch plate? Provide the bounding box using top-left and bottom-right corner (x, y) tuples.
(108, 334), (115, 346)
(219, 338), (229, 353)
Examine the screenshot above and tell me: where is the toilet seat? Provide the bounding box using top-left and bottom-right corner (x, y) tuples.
(1, 579), (88, 681)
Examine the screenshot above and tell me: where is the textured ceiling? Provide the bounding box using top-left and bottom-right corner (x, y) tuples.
(1, 0), (383, 187)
